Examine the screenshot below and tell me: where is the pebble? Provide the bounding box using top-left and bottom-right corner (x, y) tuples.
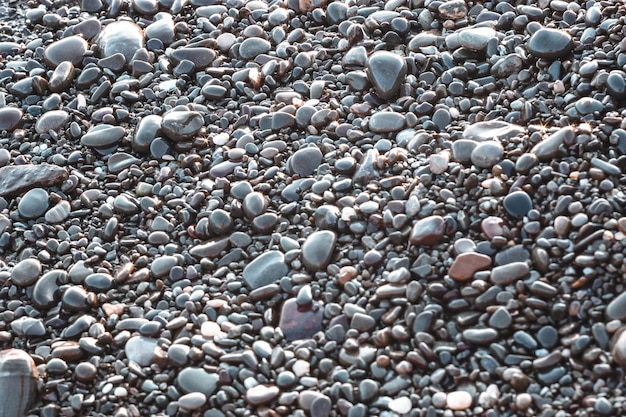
(388, 397), (412, 414)
(0, 349), (39, 417)
(369, 112), (406, 133)
(245, 385), (280, 405)
(471, 141), (503, 168)
(531, 126), (574, 161)
(287, 146), (323, 177)
(43, 36), (88, 67)
(35, 110), (70, 134)
(462, 328), (499, 345)
(243, 251), (288, 289)
(177, 367), (219, 397)
(17, 188), (49, 219)
(124, 336), (162, 366)
(409, 215), (446, 246)
(463, 121), (525, 141)
(11, 258), (42, 287)
(239, 38), (271, 60)
(279, 298), (323, 341)
(0, 107), (22, 131)
(606, 292), (626, 321)
(178, 393), (206, 411)
(161, 110), (203, 141)
(0, 164), (68, 197)
(527, 28), (573, 59)
(458, 27), (496, 51)
(365, 51), (407, 100)
(503, 191), (532, 218)
(97, 21), (145, 63)
(490, 262), (529, 285)
(448, 252), (491, 281)
(301, 230), (337, 272)
(446, 391), (473, 411)
(81, 124), (125, 148)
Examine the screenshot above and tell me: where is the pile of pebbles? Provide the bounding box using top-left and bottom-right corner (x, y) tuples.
(1, 0), (626, 415)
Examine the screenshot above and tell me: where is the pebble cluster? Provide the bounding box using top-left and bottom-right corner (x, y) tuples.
(0, 0), (626, 416)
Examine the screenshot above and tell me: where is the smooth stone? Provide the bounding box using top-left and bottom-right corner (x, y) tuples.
(32, 270), (64, 309)
(108, 152), (141, 174)
(133, 0), (158, 15)
(409, 215), (445, 246)
(0, 107), (22, 131)
(178, 393), (206, 411)
(35, 110), (70, 134)
(239, 38), (271, 60)
(351, 312), (376, 332)
(151, 256), (177, 278)
(470, 141), (503, 168)
(145, 18), (175, 45)
(169, 48), (216, 68)
(462, 328), (499, 345)
(527, 28), (573, 59)
(17, 188), (49, 219)
(490, 262), (530, 285)
(0, 349), (39, 417)
(575, 97), (603, 115)
(491, 53), (523, 77)
(62, 286), (89, 312)
(74, 361), (97, 382)
(447, 391), (473, 411)
(11, 258), (42, 287)
(243, 251), (288, 289)
(389, 397), (412, 414)
(537, 326), (558, 348)
(311, 395), (332, 417)
(195, 5), (228, 17)
(49, 61), (75, 92)
(438, 0), (467, 19)
(489, 307), (512, 329)
(161, 110), (203, 141)
(177, 367), (219, 397)
(45, 201), (71, 223)
(286, 146), (323, 177)
(463, 121), (524, 141)
(606, 292), (626, 321)
(84, 273), (113, 291)
(97, 21), (145, 63)
(301, 230), (337, 272)
(279, 298), (323, 341)
(245, 385), (280, 405)
(189, 237), (230, 258)
(365, 51), (407, 101)
(531, 126), (575, 161)
(607, 71), (626, 97)
(11, 317), (46, 337)
(132, 115), (162, 153)
(243, 192), (267, 219)
(124, 336), (161, 366)
(81, 124), (125, 148)
(503, 191), (532, 218)
(0, 164), (68, 197)
(98, 53), (126, 72)
(449, 252), (492, 281)
(369, 112), (405, 133)
(43, 36), (88, 68)
(458, 27), (496, 51)
(452, 139), (477, 163)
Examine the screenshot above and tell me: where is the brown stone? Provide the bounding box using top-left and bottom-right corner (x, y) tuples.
(0, 164), (68, 197)
(449, 252), (492, 281)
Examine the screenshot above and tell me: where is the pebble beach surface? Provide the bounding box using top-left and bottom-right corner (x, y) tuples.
(1, 0), (626, 416)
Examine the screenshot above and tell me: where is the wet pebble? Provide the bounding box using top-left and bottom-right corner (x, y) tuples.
(527, 28), (573, 59)
(0, 349), (39, 417)
(365, 51), (407, 101)
(301, 230), (337, 272)
(43, 36), (88, 67)
(17, 188), (49, 219)
(0, 107), (22, 131)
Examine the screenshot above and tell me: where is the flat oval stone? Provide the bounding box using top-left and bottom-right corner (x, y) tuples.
(301, 230), (337, 272)
(409, 215), (445, 246)
(462, 328), (499, 345)
(177, 367), (219, 397)
(463, 121), (524, 141)
(239, 38), (271, 60)
(45, 201), (71, 223)
(0, 107), (22, 131)
(49, 61), (74, 93)
(503, 191), (532, 218)
(458, 27), (496, 51)
(447, 391), (473, 411)
(35, 110), (70, 135)
(490, 262), (530, 286)
(81, 124), (125, 148)
(491, 53), (523, 78)
(448, 252), (492, 281)
(178, 393), (206, 411)
(145, 18), (175, 45)
(18, 188), (49, 219)
(124, 336), (161, 366)
(607, 71), (626, 97)
(286, 146), (322, 177)
(279, 298), (323, 341)
(366, 51), (407, 101)
(243, 251), (288, 289)
(32, 269), (65, 309)
(527, 28), (573, 59)
(61, 285), (89, 312)
(575, 97), (603, 115)
(44, 36), (88, 68)
(0, 349), (39, 417)
(84, 272), (114, 291)
(97, 21), (145, 63)
(169, 48), (216, 68)
(161, 110), (203, 141)
(189, 237), (230, 259)
(369, 112), (405, 133)
(11, 258), (42, 287)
